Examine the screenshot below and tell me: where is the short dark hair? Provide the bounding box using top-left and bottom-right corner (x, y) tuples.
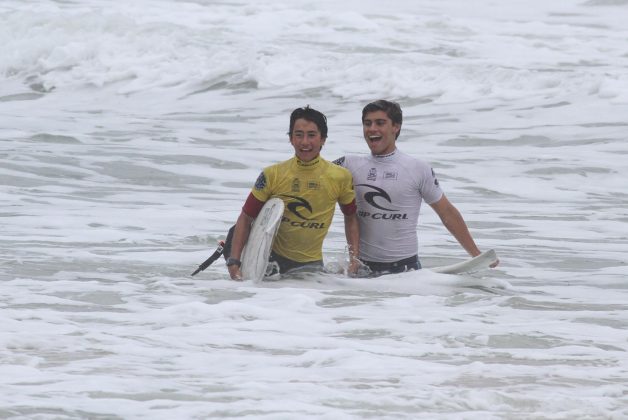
(362, 100), (403, 139)
(289, 106), (328, 139)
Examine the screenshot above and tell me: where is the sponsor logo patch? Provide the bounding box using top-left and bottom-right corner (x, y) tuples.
(254, 172), (267, 190)
(384, 171), (397, 180)
(291, 178), (300, 192)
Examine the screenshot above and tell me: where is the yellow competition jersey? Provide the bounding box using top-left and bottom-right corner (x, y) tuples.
(251, 156), (355, 262)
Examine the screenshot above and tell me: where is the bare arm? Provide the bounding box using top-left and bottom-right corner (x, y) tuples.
(344, 212), (360, 276)
(429, 194), (482, 258)
(227, 210), (254, 280)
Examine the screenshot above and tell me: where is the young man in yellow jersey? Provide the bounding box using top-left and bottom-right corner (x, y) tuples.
(226, 106), (360, 280)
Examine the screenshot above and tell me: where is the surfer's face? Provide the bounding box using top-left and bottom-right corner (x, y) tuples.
(290, 118), (326, 162)
(362, 110), (399, 156)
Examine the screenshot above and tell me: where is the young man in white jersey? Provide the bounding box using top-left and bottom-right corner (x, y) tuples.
(335, 100), (497, 276)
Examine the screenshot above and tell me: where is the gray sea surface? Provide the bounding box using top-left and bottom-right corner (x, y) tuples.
(2, 0), (628, 418)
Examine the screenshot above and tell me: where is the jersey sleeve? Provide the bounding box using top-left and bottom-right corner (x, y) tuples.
(419, 164), (444, 205)
(339, 199), (357, 215)
(242, 192), (265, 218)
(336, 167), (356, 206)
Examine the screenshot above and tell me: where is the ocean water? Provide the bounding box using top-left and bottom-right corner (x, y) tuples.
(2, 0), (628, 418)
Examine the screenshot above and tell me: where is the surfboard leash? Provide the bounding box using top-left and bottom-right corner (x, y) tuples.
(191, 240), (225, 276)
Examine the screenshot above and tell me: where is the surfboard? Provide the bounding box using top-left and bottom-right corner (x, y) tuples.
(240, 197), (284, 282)
(430, 249), (498, 274)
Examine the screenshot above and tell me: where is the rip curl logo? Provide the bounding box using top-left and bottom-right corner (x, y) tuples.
(356, 184), (398, 212)
(282, 195), (312, 220)
(280, 195), (326, 229)
(254, 172), (266, 190)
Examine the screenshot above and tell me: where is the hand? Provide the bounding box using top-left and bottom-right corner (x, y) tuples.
(228, 265), (243, 281)
(347, 257), (360, 278)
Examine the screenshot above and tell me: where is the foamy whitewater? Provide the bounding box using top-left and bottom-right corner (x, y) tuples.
(2, 0), (628, 418)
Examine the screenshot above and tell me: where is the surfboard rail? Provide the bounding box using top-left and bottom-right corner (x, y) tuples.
(241, 197), (284, 282)
(430, 249), (498, 274)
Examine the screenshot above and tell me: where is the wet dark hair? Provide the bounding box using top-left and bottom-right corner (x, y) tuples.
(289, 106), (328, 139)
(362, 100), (403, 139)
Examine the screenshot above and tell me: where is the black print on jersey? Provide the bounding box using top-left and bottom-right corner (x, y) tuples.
(291, 178), (300, 192)
(384, 171), (397, 180)
(431, 168), (439, 186)
(279, 195), (325, 229)
(332, 156), (345, 166)
(356, 184), (398, 212)
(282, 194), (313, 220)
(367, 168), (377, 181)
(254, 172), (266, 190)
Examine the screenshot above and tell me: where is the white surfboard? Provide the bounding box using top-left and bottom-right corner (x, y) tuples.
(430, 249), (498, 274)
(241, 197), (284, 282)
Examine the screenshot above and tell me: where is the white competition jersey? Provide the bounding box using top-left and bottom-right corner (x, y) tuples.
(337, 149), (443, 262)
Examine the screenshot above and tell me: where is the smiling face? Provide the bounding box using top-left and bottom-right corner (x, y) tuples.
(362, 110), (400, 156)
(290, 118), (326, 162)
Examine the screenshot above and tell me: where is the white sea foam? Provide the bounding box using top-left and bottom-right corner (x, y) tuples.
(2, 0), (628, 418)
